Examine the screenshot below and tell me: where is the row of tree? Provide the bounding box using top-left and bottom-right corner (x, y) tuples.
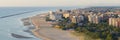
(56, 17), (120, 40)
(75, 22), (120, 40)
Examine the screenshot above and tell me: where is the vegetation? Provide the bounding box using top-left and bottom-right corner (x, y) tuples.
(57, 17), (120, 40)
(74, 23), (120, 40)
(57, 17), (77, 30)
(50, 15), (120, 40)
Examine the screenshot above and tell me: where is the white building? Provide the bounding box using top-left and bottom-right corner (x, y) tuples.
(88, 14), (94, 23)
(71, 16), (77, 23)
(49, 11), (56, 20)
(88, 14), (101, 24)
(49, 11), (62, 21)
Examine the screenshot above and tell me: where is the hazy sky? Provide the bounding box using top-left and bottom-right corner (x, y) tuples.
(0, 0), (120, 7)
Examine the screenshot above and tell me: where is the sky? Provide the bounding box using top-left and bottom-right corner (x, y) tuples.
(0, 0), (120, 7)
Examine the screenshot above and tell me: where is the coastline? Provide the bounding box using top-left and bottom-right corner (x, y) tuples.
(22, 13), (80, 40)
(30, 13), (51, 40)
(21, 13), (51, 40)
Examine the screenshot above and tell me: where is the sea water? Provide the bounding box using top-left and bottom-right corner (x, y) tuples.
(0, 7), (77, 40)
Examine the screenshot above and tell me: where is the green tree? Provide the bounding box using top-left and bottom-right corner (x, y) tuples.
(106, 34), (112, 40)
(67, 23), (76, 28)
(75, 27), (81, 32)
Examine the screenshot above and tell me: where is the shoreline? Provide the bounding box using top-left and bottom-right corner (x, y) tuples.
(30, 13), (52, 40)
(22, 13), (80, 40)
(21, 13), (51, 40)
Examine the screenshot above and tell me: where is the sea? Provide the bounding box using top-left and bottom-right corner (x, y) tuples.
(0, 7), (78, 40)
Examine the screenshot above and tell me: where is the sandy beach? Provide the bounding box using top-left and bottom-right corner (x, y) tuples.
(29, 13), (80, 40)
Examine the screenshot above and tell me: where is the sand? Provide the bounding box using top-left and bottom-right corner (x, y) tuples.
(30, 13), (80, 40)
